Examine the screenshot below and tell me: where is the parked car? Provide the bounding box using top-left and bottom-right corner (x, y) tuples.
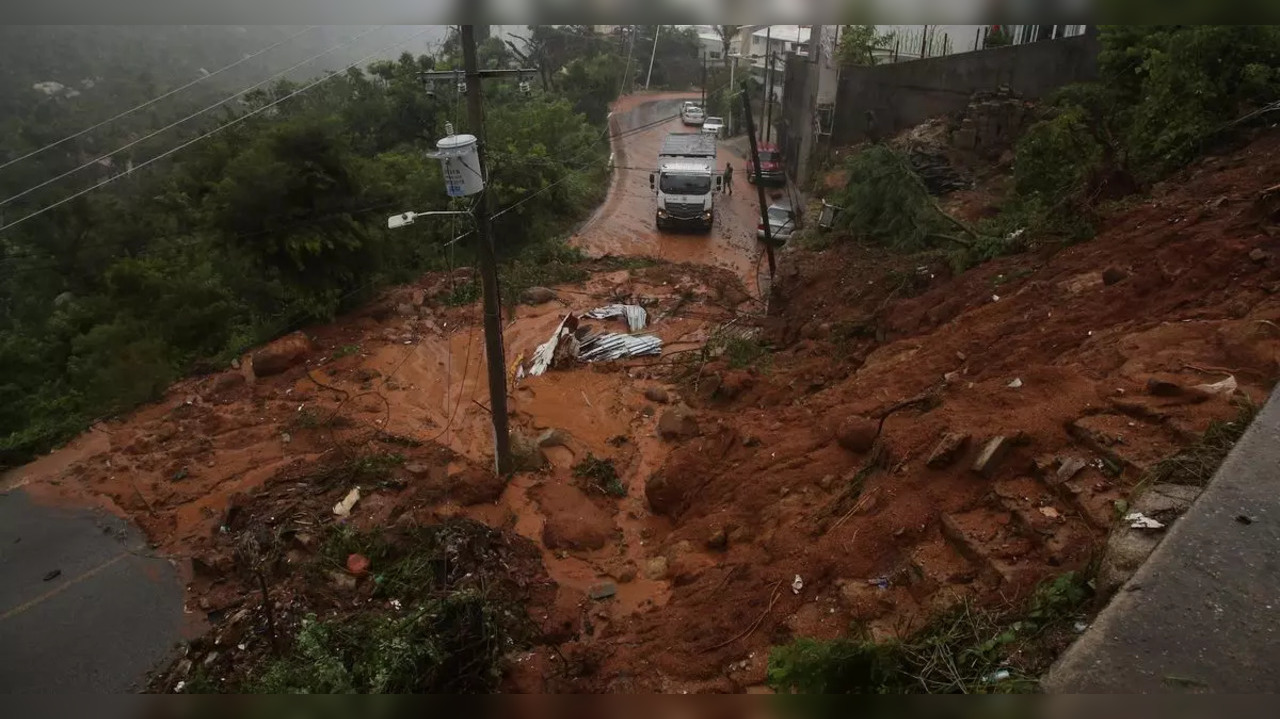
(746, 141), (785, 185)
(700, 116), (725, 137)
(681, 103), (705, 126)
(757, 201), (796, 244)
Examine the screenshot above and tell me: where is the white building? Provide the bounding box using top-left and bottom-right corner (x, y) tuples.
(731, 25), (811, 101)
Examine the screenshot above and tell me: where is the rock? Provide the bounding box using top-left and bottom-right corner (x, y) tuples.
(510, 430), (548, 470)
(588, 581), (617, 600)
(657, 405), (700, 440)
(835, 416), (878, 453)
(446, 466), (507, 505)
(971, 436), (1012, 477)
(643, 556), (669, 580)
(250, 332), (312, 377)
(926, 432), (970, 469)
(1101, 266), (1128, 285)
(644, 386), (670, 404)
(346, 553), (370, 575)
(645, 472), (683, 517)
(1249, 248), (1270, 263)
(328, 569), (358, 592)
(537, 428), (571, 448)
(1055, 456), (1088, 484)
(230, 358), (241, 370)
(818, 474), (834, 490)
(396, 303), (415, 317)
(706, 528), (728, 551)
(523, 286), (558, 304)
(616, 562), (638, 583)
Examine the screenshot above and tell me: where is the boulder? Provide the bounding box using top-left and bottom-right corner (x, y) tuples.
(643, 556), (669, 580)
(523, 286), (558, 305)
(971, 436), (1012, 477)
(251, 332), (312, 377)
(657, 405), (700, 440)
(1101, 266), (1128, 286)
(835, 416), (879, 453)
(644, 386), (671, 404)
(926, 432), (970, 469)
(208, 371), (246, 398)
(645, 472), (685, 517)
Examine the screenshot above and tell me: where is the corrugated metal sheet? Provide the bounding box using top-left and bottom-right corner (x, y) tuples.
(578, 331), (662, 362)
(584, 304), (648, 332)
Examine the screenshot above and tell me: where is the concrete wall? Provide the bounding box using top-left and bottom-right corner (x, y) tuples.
(829, 33), (1100, 146)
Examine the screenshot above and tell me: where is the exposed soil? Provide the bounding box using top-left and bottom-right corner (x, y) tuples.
(6, 93), (1279, 693)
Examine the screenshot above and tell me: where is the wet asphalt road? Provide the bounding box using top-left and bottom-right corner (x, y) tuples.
(0, 489), (183, 693)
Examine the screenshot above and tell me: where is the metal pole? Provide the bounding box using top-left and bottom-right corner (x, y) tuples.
(920, 25), (928, 59)
(728, 56), (736, 135)
(701, 52), (707, 107)
(762, 27), (773, 143)
(741, 81), (776, 279)
(460, 25), (513, 476)
(645, 25), (660, 90)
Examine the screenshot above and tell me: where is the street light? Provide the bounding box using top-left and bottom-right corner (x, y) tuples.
(386, 210), (473, 230)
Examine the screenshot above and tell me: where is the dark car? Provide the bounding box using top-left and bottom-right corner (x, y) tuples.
(747, 142), (785, 185)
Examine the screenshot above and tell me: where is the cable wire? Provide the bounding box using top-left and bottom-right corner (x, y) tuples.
(0, 26), (433, 236)
(0, 25), (386, 209)
(0, 26), (320, 172)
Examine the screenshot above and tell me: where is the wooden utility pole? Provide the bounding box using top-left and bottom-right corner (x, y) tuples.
(762, 27), (774, 143)
(741, 81), (776, 278)
(701, 52), (707, 107)
(645, 25), (660, 89)
(460, 25), (513, 475)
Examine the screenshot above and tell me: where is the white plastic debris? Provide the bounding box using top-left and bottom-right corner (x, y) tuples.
(984, 669), (1011, 683)
(1074, 621), (1089, 633)
(791, 574), (804, 594)
(584, 304), (648, 332)
(333, 487), (361, 517)
(527, 315), (579, 377)
(1125, 512), (1165, 530)
(1039, 506), (1060, 519)
(992, 294), (1000, 302)
(1194, 375), (1237, 396)
(1008, 377), (1023, 388)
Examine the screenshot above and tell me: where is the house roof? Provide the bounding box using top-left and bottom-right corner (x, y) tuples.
(751, 25), (811, 43)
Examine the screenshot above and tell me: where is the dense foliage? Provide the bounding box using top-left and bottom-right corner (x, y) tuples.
(0, 28), (624, 467)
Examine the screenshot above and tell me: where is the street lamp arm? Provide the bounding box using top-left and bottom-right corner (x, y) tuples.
(387, 210), (476, 229)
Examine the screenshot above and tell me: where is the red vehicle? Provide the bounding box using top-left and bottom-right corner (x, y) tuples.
(747, 142), (785, 185)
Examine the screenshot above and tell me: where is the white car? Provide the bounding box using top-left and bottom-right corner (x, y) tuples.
(701, 116), (725, 137)
(756, 202), (796, 244)
(681, 103), (705, 126)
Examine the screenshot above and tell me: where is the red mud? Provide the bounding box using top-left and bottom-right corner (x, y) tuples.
(7, 93), (1279, 693)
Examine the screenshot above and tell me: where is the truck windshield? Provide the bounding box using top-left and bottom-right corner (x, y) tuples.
(660, 173), (711, 195)
(757, 150), (778, 163)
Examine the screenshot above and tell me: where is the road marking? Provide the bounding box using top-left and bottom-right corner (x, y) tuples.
(0, 551), (129, 622)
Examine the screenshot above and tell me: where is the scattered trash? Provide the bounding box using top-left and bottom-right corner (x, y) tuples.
(174, 680), (186, 693)
(1006, 228), (1026, 241)
(1074, 621), (1089, 633)
(281, 432), (291, 445)
(585, 304), (648, 332)
(1007, 377), (1023, 389)
(333, 487), (361, 517)
(992, 294), (1000, 302)
(1039, 506), (1061, 519)
(390, 599), (402, 611)
(868, 576), (889, 590)
(791, 574), (804, 594)
(43, 569), (61, 582)
(1125, 512), (1165, 530)
(984, 669), (1011, 683)
(346, 553), (370, 576)
(1193, 375), (1237, 396)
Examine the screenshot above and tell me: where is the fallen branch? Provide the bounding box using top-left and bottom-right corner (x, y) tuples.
(702, 580), (784, 652)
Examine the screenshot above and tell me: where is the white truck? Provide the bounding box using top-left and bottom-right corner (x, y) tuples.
(649, 132), (722, 232)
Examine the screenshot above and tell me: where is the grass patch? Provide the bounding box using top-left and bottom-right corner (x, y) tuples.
(499, 239), (589, 308)
(767, 570), (1094, 694)
(443, 280), (481, 307)
(1141, 398), (1258, 488)
(332, 344), (361, 359)
(572, 454), (625, 497)
(248, 520), (535, 693)
(714, 334), (771, 371)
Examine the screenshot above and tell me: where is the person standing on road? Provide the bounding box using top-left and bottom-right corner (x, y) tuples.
(723, 163), (734, 195)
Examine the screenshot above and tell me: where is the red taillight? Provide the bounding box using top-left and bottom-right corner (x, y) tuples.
(757, 222), (764, 230)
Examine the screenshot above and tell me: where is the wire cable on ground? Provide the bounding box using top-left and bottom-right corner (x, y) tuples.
(0, 26), (433, 235)
(0, 26), (320, 173)
(0, 25), (387, 210)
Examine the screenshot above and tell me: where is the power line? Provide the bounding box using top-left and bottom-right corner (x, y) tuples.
(0, 25), (387, 210)
(0, 26), (434, 236)
(0, 26), (321, 173)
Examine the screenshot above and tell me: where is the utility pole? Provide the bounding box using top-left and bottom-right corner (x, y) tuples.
(645, 25), (661, 90)
(701, 52), (707, 107)
(460, 25), (513, 476)
(741, 81), (776, 279)
(762, 26), (773, 143)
